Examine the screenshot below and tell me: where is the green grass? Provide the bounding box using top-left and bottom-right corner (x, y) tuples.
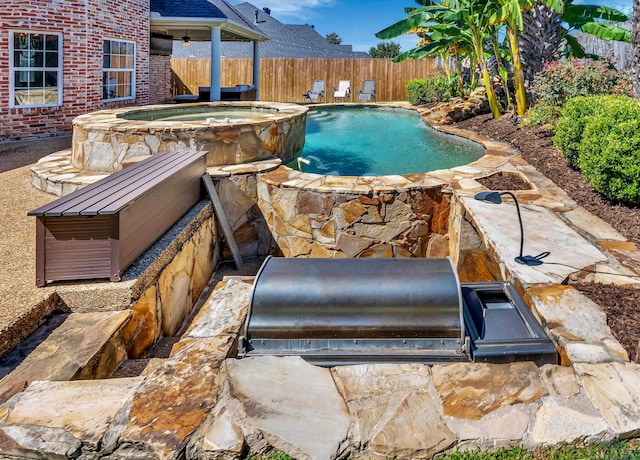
(439, 441), (640, 460)
(243, 450), (294, 460)
(242, 440), (640, 460)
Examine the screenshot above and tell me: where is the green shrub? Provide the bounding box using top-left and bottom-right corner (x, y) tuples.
(526, 59), (631, 128)
(578, 98), (640, 205)
(406, 72), (452, 105)
(554, 94), (640, 205)
(553, 96), (607, 167)
(522, 104), (562, 130)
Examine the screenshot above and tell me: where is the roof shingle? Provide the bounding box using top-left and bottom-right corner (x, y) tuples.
(171, 1), (369, 58)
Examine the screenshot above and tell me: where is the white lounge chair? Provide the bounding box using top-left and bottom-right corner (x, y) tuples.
(333, 80), (351, 102)
(358, 80), (376, 102)
(303, 80), (325, 102)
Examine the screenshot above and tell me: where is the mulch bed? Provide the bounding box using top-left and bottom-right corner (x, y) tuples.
(574, 283), (640, 363)
(477, 171), (532, 191)
(454, 113), (640, 363)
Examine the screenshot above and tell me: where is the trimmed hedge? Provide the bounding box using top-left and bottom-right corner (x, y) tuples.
(554, 95), (640, 205)
(553, 96), (607, 167)
(406, 73), (452, 105)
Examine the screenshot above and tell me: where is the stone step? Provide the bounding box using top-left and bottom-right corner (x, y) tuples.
(0, 377), (144, 457)
(0, 310), (131, 404)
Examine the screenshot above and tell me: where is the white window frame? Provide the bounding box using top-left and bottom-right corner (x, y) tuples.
(103, 38), (136, 102)
(9, 30), (63, 109)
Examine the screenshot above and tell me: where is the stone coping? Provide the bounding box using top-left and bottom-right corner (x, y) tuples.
(72, 101), (308, 131)
(207, 158), (282, 178)
(30, 151), (285, 196)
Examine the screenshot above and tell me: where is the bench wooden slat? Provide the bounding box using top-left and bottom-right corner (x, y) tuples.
(28, 151), (205, 216)
(78, 151), (205, 216)
(28, 151), (179, 216)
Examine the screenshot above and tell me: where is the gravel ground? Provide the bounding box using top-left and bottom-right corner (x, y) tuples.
(0, 164), (58, 356)
(0, 137), (72, 357)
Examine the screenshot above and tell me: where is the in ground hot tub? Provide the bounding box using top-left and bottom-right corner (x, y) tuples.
(70, 102), (307, 172)
(239, 257), (557, 366)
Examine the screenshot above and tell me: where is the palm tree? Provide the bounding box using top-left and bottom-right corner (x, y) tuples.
(491, 0), (564, 116)
(519, 1), (629, 85)
(519, 3), (565, 84)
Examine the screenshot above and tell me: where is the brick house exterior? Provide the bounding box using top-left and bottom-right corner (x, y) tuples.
(0, 0), (150, 141)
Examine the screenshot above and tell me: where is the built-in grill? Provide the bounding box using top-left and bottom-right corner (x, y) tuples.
(239, 257), (557, 366)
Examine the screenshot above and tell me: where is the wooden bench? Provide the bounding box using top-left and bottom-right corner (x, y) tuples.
(28, 150), (208, 287)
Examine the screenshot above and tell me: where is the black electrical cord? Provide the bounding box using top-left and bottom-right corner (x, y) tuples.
(540, 262), (640, 280)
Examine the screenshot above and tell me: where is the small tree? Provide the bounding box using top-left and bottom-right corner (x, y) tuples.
(369, 41), (402, 58)
(325, 32), (342, 44)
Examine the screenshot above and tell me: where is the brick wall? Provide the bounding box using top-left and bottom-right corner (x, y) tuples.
(149, 54), (172, 104)
(0, 0), (150, 141)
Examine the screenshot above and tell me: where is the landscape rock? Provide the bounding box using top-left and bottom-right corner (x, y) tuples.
(526, 285), (616, 343)
(224, 356), (350, 460)
(333, 364), (456, 459)
(184, 278), (252, 339)
(117, 337), (233, 459)
(446, 403), (533, 451)
(538, 365), (580, 398)
(0, 378), (143, 453)
(0, 311), (130, 404)
(527, 393), (612, 446)
(433, 362), (547, 421)
(575, 362), (640, 437)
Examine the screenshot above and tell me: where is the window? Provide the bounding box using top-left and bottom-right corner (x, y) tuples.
(103, 39), (135, 101)
(9, 31), (62, 108)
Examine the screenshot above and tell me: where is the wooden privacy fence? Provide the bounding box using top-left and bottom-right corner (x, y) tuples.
(171, 58), (437, 102)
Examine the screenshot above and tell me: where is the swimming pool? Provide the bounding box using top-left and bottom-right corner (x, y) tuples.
(288, 106), (485, 176)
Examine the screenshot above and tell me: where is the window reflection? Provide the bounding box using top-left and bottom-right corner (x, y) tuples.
(11, 32), (61, 107)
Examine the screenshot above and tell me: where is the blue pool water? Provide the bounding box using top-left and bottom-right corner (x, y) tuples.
(288, 107), (485, 176)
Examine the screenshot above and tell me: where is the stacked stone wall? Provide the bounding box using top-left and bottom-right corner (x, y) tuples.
(257, 173), (452, 258)
(0, 0), (149, 141)
(122, 206), (219, 358)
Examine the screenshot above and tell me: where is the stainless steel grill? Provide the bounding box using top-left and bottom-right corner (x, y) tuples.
(239, 257), (557, 366)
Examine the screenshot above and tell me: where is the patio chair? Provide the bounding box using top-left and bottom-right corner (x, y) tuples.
(303, 80), (325, 102)
(358, 80), (376, 102)
(333, 80), (351, 102)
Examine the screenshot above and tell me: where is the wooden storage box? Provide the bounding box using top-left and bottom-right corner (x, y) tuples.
(28, 150), (208, 286)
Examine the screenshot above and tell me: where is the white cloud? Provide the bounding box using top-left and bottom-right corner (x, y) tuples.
(246, 0), (335, 21)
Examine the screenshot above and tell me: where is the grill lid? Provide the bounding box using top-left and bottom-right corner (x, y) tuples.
(242, 257), (468, 364)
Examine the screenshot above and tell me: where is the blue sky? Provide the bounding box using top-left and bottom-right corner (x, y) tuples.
(233, 0), (633, 53)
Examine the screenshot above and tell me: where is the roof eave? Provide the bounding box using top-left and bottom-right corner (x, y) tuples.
(150, 16), (268, 41)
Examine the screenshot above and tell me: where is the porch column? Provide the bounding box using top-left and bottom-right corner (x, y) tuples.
(252, 40), (260, 101)
(210, 26), (221, 101)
